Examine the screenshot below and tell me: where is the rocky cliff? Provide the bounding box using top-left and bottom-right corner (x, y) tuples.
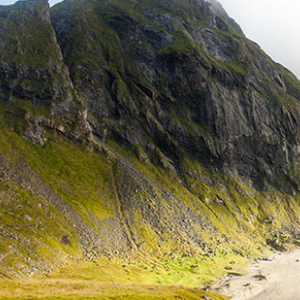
(1, 0), (300, 278)
(51, 0), (300, 192)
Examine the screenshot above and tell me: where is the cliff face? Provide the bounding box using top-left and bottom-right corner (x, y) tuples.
(51, 0), (300, 192)
(2, 0), (300, 278)
(0, 0), (89, 145)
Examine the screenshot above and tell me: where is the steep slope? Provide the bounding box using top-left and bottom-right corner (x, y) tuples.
(0, 0), (98, 276)
(51, 0), (300, 192)
(0, 0), (88, 144)
(1, 0), (300, 284)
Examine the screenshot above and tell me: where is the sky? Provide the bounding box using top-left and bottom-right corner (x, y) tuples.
(219, 0), (300, 79)
(0, 0), (63, 6)
(0, 0), (300, 78)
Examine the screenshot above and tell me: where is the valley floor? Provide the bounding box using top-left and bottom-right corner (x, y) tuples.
(5, 248), (300, 300)
(211, 248), (300, 300)
(0, 279), (229, 300)
(0, 254), (242, 300)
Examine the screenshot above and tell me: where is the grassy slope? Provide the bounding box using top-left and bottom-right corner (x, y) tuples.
(0, 130), (236, 298)
(2, 123), (300, 299)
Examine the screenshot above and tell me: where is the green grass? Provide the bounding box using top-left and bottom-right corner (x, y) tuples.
(0, 127), (116, 228)
(0, 180), (81, 276)
(0, 126), (271, 290)
(158, 31), (194, 55)
(0, 279), (230, 300)
(52, 251), (248, 287)
(1, 125), (299, 282)
(0, 126), (116, 276)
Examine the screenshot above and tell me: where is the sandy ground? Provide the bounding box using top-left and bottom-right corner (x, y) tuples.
(210, 249), (300, 300)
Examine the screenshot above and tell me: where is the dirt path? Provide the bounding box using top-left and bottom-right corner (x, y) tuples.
(210, 249), (300, 300)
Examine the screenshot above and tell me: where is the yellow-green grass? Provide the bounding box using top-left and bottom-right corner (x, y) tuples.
(48, 253), (250, 285)
(0, 250), (251, 300)
(0, 125), (298, 300)
(0, 250), (249, 300)
(0, 279), (230, 300)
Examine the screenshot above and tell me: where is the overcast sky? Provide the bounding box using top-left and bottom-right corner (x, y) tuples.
(219, 0), (300, 79)
(0, 0), (300, 78)
(0, 0), (64, 7)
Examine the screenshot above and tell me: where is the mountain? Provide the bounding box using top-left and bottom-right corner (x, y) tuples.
(1, 0), (300, 284)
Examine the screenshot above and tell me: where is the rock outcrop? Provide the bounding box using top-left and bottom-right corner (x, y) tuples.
(0, 0), (89, 144)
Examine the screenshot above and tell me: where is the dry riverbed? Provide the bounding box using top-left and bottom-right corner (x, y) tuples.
(210, 249), (300, 300)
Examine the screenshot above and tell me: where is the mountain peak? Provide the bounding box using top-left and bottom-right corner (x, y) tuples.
(14, 0), (50, 13)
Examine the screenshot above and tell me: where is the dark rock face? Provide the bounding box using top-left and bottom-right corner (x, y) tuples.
(50, 0), (300, 192)
(0, 0), (89, 144)
(0, 0), (64, 101)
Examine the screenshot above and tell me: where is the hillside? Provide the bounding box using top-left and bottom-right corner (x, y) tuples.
(1, 0), (300, 296)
